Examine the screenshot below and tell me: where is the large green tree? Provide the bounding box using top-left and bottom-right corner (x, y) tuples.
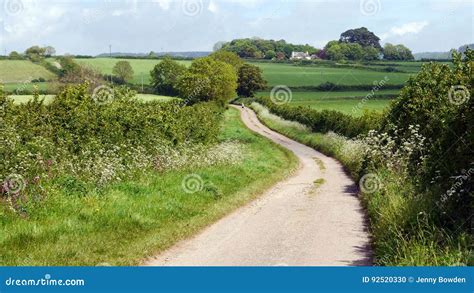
(209, 51), (243, 73)
(237, 64), (267, 97)
(25, 46), (46, 62)
(383, 43), (414, 60)
(339, 27), (382, 50)
(177, 57), (237, 105)
(113, 61), (134, 82)
(150, 57), (187, 96)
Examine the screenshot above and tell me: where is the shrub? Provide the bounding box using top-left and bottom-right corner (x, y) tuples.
(382, 50), (473, 229)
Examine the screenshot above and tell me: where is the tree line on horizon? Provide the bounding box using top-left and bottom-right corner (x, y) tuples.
(217, 27), (416, 62)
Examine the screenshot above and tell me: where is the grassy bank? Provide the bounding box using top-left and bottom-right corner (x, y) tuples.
(0, 107), (297, 265)
(250, 102), (471, 266)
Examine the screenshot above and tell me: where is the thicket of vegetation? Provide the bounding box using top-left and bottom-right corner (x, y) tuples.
(256, 96), (382, 138)
(150, 52), (266, 102)
(0, 84), (223, 214)
(219, 27), (414, 62)
(254, 51), (473, 265)
(219, 38), (318, 59)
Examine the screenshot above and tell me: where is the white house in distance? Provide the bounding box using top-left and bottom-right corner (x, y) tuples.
(290, 51), (319, 60)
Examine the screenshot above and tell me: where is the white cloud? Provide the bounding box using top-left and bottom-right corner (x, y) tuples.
(152, 0), (172, 10)
(390, 21), (429, 36)
(208, 0), (218, 13)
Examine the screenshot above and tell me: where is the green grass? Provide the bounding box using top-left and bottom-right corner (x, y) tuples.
(0, 107), (298, 265)
(257, 90), (399, 116)
(250, 62), (414, 87)
(73, 58), (192, 84)
(2, 82), (51, 93)
(9, 94), (175, 104)
(0, 60), (56, 83)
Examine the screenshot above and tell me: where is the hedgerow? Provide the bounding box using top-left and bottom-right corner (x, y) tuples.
(0, 83), (224, 212)
(256, 96), (383, 137)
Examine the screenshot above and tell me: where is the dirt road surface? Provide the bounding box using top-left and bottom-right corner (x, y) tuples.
(144, 106), (372, 266)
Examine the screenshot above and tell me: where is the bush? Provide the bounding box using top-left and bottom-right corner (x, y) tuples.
(382, 50), (473, 229)
(0, 84), (223, 211)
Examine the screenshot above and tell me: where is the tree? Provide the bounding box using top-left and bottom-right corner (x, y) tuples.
(265, 50), (276, 59)
(325, 41), (345, 61)
(25, 46), (46, 62)
(339, 27), (382, 50)
(177, 57), (237, 105)
(237, 64), (267, 97)
(44, 46), (56, 57)
(209, 51), (243, 73)
(383, 43), (414, 60)
(363, 46), (380, 61)
(275, 52), (286, 60)
(113, 61), (134, 82)
(150, 57), (187, 96)
(57, 56), (81, 77)
(8, 51), (23, 60)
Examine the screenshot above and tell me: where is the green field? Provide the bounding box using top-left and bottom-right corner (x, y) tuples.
(1, 58), (419, 115)
(10, 94), (174, 104)
(74, 58), (415, 88)
(74, 58), (192, 84)
(250, 62), (414, 87)
(0, 60), (56, 83)
(2, 82), (50, 93)
(257, 89), (400, 115)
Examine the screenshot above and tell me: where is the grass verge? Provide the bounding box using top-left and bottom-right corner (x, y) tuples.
(0, 107), (298, 265)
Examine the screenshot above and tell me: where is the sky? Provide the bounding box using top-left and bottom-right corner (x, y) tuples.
(0, 0), (473, 55)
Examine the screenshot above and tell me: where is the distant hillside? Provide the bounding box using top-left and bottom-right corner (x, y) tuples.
(413, 51), (453, 60)
(95, 52), (211, 59)
(414, 44), (473, 60)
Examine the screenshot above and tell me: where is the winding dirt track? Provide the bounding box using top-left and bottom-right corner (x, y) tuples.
(144, 106), (372, 266)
